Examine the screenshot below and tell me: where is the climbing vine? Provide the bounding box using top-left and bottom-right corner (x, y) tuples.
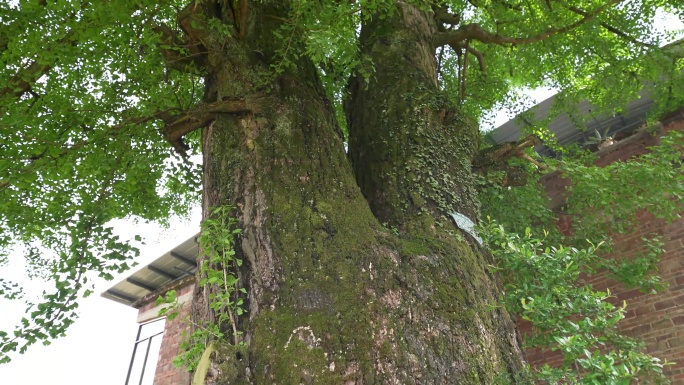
(157, 206), (244, 372)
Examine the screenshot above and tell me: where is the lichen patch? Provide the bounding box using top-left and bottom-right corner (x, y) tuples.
(284, 326), (321, 350)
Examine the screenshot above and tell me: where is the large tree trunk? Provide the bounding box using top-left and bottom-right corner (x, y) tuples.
(193, 2), (525, 384)
(346, 4), (481, 226)
(343, 3), (526, 383)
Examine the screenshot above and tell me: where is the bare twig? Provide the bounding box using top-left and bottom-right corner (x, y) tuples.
(519, 153), (549, 170)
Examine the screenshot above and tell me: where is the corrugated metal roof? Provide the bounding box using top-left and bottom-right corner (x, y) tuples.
(490, 38), (684, 149)
(488, 89), (654, 154)
(101, 233), (199, 307)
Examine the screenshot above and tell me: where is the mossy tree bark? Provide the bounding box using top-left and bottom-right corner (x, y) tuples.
(343, 3), (526, 383)
(346, 4), (481, 227)
(192, 1), (525, 384)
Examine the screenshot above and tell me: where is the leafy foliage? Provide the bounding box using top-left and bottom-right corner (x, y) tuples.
(269, 0), (683, 129)
(156, 206), (243, 372)
(482, 222), (669, 384)
(0, 0), (201, 361)
(478, 129), (684, 382)
(479, 161), (557, 237)
(440, 0), (683, 125)
(483, 130), (684, 246)
(560, 131), (684, 242)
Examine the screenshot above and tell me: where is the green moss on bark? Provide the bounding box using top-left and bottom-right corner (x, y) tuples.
(197, 2), (526, 384)
(346, 9), (481, 230)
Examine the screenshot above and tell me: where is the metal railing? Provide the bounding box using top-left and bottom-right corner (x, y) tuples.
(125, 318), (165, 385)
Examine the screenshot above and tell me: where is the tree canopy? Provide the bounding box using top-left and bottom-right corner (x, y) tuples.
(1, 0), (683, 374)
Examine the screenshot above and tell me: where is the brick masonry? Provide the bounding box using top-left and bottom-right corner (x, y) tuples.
(135, 282), (194, 385)
(523, 111), (684, 383)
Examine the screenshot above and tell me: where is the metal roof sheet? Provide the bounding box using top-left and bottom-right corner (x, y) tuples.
(101, 233), (200, 307)
(488, 89), (654, 154)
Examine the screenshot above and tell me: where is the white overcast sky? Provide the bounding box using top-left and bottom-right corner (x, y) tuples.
(0, 211), (200, 385)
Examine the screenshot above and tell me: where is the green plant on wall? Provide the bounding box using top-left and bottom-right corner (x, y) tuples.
(475, 129), (684, 383)
(156, 205), (244, 372)
(481, 221), (669, 384)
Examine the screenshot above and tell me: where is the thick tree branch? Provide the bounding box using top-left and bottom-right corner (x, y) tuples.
(434, 0), (622, 47)
(91, 99), (263, 156)
(225, 0), (250, 40)
(448, 41), (487, 80)
(161, 97), (265, 156)
(474, 135), (548, 169)
(467, 45), (486, 73)
(473, 135), (549, 186)
(153, 23), (208, 74)
(0, 61), (51, 101)
(451, 42), (487, 73)
(434, 6), (460, 25)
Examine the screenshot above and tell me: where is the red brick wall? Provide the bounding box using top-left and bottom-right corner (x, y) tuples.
(524, 112), (684, 383)
(136, 282), (194, 385)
